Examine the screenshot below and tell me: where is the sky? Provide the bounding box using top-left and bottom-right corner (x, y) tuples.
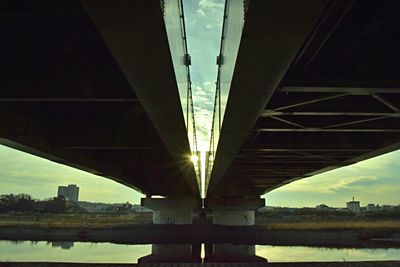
(0, 0), (399, 207)
(185, 0), (225, 144)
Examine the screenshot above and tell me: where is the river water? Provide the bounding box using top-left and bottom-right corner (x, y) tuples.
(0, 240), (399, 263)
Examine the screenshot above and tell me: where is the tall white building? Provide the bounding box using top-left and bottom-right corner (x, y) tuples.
(67, 184), (79, 202)
(57, 184), (79, 202)
(57, 186), (67, 198)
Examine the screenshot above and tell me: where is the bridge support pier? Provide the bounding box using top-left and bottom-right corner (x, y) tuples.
(205, 197), (265, 261)
(141, 198), (200, 224)
(207, 197), (265, 226)
(139, 198), (201, 263)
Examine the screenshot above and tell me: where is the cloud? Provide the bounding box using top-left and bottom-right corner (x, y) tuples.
(276, 175), (378, 194)
(199, 0), (224, 9)
(196, 9), (206, 17)
(183, 0), (224, 146)
(192, 80), (218, 144)
(206, 24), (214, 29)
(265, 149), (400, 207)
(327, 176), (378, 192)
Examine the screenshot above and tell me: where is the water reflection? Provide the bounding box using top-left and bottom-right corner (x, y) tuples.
(0, 240), (151, 263)
(139, 244), (201, 263)
(205, 244), (266, 263)
(51, 241), (74, 250)
(256, 245), (400, 262)
(0, 240), (399, 264)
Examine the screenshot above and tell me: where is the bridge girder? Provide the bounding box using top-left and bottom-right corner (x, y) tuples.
(207, 0), (400, 197)
(0, 0), (199, 198)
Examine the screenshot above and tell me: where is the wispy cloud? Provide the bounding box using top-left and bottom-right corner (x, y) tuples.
(199, 0), (224, 9)
(277, 175), (378, 194)
(266, 149), (400, 206)
(183, 0), (224, 146)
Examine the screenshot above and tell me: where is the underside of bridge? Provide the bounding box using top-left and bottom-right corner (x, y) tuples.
(207, 0), (400, 198)
(0, 0), (199, 198)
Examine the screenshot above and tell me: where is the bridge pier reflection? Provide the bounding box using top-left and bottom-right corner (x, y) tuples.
(138, 243), (267, 265)
(205, 244), (267, 264)
(213, 244), (255, 256)
(138, 244), (201, 264)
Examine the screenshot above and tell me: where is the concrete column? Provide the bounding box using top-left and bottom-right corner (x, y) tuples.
(213, 210), (255, 225)
(141, 198), (200, 224)
(206, 197), (265, 262)
(207, 197), (265, 226)
(138, 198), (201, 263)
(153, 209), (191, 224)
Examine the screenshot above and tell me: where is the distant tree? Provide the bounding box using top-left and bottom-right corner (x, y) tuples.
(0, 194), (34, 213)
(0, 194), (87, 214)
(42, 196), (67, 213)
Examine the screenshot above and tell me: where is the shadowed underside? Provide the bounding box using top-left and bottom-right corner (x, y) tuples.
(207, 0), (400, 197)
(0, 0), (199, 198)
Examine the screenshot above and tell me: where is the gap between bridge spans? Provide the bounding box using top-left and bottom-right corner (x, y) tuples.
(164, 0), (226, 198)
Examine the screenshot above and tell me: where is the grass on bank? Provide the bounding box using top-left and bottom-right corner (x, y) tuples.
(0, 213), (152, 228)
(261, 220), (400, 231)
(1, 213), (400, 231)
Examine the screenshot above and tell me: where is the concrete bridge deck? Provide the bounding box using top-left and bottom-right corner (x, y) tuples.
(207, 0), (400, 197)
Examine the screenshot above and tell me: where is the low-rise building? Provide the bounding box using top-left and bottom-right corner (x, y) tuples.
(346, 197), (360, 213)
(315, 204), (331, 211)
(366, 203), (376, 211)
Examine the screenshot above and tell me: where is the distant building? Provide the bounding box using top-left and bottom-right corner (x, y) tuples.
(382, 205), (395, 210)
(346, 197), (360, 213)
(366, 203), (376, 211)
(57, 186), (67, 198)
(57, 184), (79, 202)
(316, 204), (331, 211)
(67, 184), (79, 202)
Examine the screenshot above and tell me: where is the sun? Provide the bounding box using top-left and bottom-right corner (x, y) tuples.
(190, 154), (199, 163)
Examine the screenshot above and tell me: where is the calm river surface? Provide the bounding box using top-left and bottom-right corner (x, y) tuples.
(0, 240), (399, 263)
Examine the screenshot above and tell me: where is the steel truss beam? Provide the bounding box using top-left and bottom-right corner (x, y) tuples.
(59, 146), (164, 150)
(275, 93), (348, 111)
(263, 111), (400, 117)
(280, 86), (400, 94)
(254, 128), (400, 132)
(0, 98), (138, 103)
(239, 148), (372, 152)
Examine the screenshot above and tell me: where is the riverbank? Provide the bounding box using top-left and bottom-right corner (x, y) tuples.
(0, 213), (399, 247)
(2, 213), (400, 231)
(0, 224), (399, 248)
